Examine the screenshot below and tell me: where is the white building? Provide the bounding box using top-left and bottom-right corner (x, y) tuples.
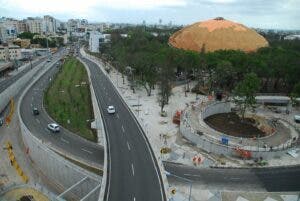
(43, 15), (57, 34)
(25, 17), (43, 34)
(0, 17), (19, 42)
(0, 45), (21, 61)
(284, 35), (300, 40)
(89, 31), (103, 53)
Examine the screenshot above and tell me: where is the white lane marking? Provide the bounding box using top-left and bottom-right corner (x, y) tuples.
(131, 163), (135, 176)
(184, 173), (201, 178)
(81, 148), (93, 154)
(121, 125), (125, 133)
(133, 197), (136, 201)
(61, 138), (69, 144)
(35, 119), (40, 124)
(116, 114), (119, 119)
(127, 141), (131, 151)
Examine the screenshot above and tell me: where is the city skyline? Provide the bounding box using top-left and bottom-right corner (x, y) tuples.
(0, 0), (300, 30)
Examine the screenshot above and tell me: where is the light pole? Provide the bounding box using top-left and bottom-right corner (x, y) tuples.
(165, 171), (193, 201)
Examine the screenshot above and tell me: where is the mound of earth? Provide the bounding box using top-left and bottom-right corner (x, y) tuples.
(169, 17), (269, 52)
(204, 112), (267, 138)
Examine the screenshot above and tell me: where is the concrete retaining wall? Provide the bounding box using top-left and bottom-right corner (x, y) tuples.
(18, 57), (101, 201)
(0, 59), (45, 113)
(201, 101), (231, 119)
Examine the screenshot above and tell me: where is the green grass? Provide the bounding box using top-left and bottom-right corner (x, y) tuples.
(44, 57), (96, 142)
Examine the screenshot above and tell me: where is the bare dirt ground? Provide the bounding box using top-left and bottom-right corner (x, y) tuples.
(204, 112), (266, 138)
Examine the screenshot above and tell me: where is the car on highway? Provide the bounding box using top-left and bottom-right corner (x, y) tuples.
(32, 107), (39, 115)
(47, 123), (60, 133)
(0, 117), (3, 127)
(295, 115), (300, 123)
(107, 105), (116, 114)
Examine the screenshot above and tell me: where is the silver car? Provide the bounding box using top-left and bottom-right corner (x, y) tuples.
(47, 123), (60, 132)
(107, 105), (116, 114)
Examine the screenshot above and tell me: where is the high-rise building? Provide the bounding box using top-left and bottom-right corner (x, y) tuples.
(25, 17), (43, 34)
(43, 15), (57, 34)
(89, 31), (103, 53)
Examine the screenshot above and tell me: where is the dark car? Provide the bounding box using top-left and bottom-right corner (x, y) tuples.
(0, 117), (4, 127)
(33, 107), (39, 115)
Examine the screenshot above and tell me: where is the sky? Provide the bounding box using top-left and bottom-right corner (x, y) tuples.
(0, 0), (300, 30)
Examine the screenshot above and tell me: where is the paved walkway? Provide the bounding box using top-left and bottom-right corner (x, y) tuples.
(171, 181), (300, 201)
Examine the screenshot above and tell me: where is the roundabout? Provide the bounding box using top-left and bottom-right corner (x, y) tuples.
(180, 100), (299, 161)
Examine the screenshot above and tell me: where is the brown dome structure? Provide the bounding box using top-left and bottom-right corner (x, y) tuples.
(169, 17), (269, 52)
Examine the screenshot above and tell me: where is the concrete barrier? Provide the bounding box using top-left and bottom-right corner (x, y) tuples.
(18, 58), (101, 201)
(80, 49), (108, 201)
(0, 59), (46, 113)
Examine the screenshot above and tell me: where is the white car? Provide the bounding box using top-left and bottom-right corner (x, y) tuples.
(47, 123), (60, 132)
(107, 105), (116, 114)
(295, 115), (300, 123)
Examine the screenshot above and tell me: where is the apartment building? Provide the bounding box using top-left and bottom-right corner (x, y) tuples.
(0, 45), (21, 61)
(25, 17), (43, 34)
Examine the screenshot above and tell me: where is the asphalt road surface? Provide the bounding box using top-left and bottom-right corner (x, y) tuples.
(165, 161), (300, 192)
(20, 55), (104, 168)
(0, 58), (46, 93)
(80, 55), (166, 201)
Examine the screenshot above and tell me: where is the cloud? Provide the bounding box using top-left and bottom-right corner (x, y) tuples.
(0, 0), (187, 14)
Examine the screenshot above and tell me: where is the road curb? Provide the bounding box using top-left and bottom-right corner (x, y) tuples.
(80, 50), (109, 201)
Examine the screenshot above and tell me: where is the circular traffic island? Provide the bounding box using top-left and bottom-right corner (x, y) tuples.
(204, 112), (272, 138)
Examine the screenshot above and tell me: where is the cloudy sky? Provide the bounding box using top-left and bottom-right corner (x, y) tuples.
(0, 0), (299, 29)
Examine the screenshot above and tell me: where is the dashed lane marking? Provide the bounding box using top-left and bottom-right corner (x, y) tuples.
(81, 148), (93, 154)
(127, 141), (131, 151)
(131, 163), (135, 176)
(60, 138), (69, 144)
(121, 125), (125, 133)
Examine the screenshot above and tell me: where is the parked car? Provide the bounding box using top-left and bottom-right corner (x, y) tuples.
(295, 115), (300, 123)
(107, 105), (116, 114)
(32, 107), (39, 115)
(47, 123), (60, 132)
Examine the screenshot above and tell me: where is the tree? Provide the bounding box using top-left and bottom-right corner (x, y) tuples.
(18, 32), (38, 40)
(233, 73), (260, 119)
(157, 48), (175, 114)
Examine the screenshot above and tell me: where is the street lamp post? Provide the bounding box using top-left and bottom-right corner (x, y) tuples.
(165, 171), (193, 201)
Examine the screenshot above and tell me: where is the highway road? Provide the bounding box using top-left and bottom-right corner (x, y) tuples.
(165, 162), (300, 192)
(0, 58), (46, 93)
(80, 55), (166, 201)
(19, 55), (104, 168)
